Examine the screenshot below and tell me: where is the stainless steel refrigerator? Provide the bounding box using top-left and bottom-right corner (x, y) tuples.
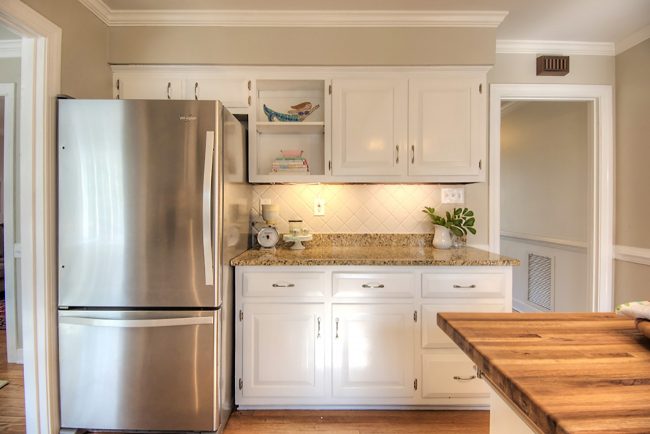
(57, 99), (251, 433)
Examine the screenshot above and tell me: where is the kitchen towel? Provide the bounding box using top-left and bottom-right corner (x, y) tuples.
(616, 301), (650, 320)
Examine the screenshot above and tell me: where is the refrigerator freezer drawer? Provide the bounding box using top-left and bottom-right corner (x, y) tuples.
(58, 310), (218, 432)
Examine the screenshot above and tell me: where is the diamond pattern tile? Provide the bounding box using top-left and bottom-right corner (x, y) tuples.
(251, 184), (448, 234)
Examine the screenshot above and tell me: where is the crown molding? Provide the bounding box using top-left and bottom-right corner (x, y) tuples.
(77, 1), (508, 28)
(0, 39), (21, 58)
(616, 24), (650, 55)
(496, 39), (615, 56)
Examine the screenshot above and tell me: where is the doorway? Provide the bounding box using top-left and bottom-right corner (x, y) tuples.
(489, 84), (614, 313)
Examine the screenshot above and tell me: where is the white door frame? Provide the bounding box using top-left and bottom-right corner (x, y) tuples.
(0, 82), (22, 363)
(0, 1), (61, 433)
(488, 84), (614, 313)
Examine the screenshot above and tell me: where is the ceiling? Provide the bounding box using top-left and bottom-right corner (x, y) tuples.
(98, 0), (650, 44)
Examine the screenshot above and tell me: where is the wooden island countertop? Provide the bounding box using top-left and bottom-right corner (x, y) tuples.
(437, 312), (650, 434)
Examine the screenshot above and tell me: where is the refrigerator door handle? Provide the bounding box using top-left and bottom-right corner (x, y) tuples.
(203, 131), (215, 286)
(59, 316), (214, 328)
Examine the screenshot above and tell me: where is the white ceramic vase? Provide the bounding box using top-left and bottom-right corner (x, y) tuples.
(433, 225), (453, 249)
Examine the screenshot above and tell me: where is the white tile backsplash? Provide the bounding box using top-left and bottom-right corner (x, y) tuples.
(252, 184), (448, 234)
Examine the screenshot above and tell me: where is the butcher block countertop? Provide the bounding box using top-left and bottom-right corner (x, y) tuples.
(231, 233), (518, 266)
(437, 312), (650, 434)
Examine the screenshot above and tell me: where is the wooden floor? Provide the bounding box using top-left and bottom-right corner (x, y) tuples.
(0, 332), (26, 434)
(225, 410), (489, 433)
(0, 334), (488, 433)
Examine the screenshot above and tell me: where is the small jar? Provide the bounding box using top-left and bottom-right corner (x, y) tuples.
(288, 219), (303, 236)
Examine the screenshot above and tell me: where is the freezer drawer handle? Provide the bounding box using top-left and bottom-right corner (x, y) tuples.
(453, 284), (477, 289)
(203, 131), (215, 286)
(272, 282), (295, 288)
(362, 283), (385, 289)
(59, 316), (214, 328)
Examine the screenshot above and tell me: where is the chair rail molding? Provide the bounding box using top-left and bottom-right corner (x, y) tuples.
(501, 231), (589, 251)
(614, 245), (650, 266)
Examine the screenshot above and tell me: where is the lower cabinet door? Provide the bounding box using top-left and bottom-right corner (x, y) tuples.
(422, 350), (489, 398)
(242, 303), (325, 398)
(332, 303), (416, 398)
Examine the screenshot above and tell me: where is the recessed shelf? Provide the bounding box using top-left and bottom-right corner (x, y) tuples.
(256, 122), (325, 134)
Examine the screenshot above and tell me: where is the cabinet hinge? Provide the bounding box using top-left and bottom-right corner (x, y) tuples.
(479, 83), (483, 94)
(239, 310), (243, 321)
(238, 378), (243, 390)
(115, 79), (120, 99)
(479, 159), (483, 170)
(247, 80), (252, 91)
(328, 84), (332, 95)
(414, 379), (418, 390)
(413, 310), (417, 322)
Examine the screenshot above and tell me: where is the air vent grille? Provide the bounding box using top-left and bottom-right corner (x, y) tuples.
(536, 55), (570, 76)
(528, 253), (553, 310)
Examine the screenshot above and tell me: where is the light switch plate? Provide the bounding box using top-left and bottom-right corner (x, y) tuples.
(441, 187), (465, 204)
(314, 198), (325, 216)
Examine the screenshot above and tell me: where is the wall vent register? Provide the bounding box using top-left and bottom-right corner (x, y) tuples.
(527, 253), (553, 311)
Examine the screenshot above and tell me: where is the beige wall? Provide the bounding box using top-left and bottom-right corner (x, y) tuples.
(109, 27), (496, 66)
(22, 0), (111, 98)
(500, 101), (590, 241)
(614, 38), (650, 303)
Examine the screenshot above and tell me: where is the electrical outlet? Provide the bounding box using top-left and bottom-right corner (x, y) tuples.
(441, 187), (465, 204)
(314, 198), (325, 216)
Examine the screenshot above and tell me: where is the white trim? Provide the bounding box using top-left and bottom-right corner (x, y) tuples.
(615, 24), (650, 55)
(0, 39), (21, 58)
(489, 84), (614, 313)
(0, 82), (22, 363)
(0, 1), (62, 433)
(78, 2), (508, 28)
(496, 39), (615, 56)
(614, 245), (650, 266)
(500, 231), (588, 250)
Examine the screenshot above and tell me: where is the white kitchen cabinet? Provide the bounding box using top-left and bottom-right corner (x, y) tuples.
(115, 75), (182, 100)
(332, 303), (416, 398)
(408, 76), (485, 180)
(240, 303), (325, 398)
(331, 78), (407, 176)
(235, 265), (512, 408)
(186, 78), (250, 108)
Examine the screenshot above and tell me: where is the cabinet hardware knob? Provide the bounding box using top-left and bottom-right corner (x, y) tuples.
(361, 283), (385, 289)
(453, 284), (476, 289)
(272, 282), (295, 288)
(453, 375), (477, 381)
(194, 82), (199, 100)
(317, 317), (321, 338)
(411, 145), (415, 164)
(335, 318), (339, 339)
(167, 82), (171, 100)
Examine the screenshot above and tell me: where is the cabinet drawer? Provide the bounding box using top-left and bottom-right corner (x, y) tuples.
(243, 272), (327, 297)
(332, 272), (416, 298)
(422, 272), (506, 298)
(421, 303), (506, 348)
(422, 351), (488, 398)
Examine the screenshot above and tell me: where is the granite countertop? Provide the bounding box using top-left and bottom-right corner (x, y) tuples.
(231, 234), (519, 266)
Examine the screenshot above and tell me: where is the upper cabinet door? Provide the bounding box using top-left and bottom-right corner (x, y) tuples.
(187, 78), (250, 109)
(408, 77), (485, 178)
(115, 75), (183, 100)
(331, 78), (407, 176)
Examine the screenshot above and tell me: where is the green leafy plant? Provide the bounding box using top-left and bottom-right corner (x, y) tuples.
(422, 206), (477, 237)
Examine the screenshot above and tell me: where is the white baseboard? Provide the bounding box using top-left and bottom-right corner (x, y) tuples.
(614, 245), (650, 266)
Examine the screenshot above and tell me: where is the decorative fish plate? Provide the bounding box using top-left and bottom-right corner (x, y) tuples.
(263, 102), (320, 122)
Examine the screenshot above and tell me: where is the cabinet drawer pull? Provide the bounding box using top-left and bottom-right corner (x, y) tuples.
(272, 282), (295, 288)
(362, 283), (385, 289)
(317, 317), (321, 338)
(166, 82), (171, 99)
(411, 145), (415, 164)
(395, 144), (399, 164)
(335, 318), (339, 339)
(453, 284), (477, 289)
(453, 375), (477, 381)
(194, 82), (199, 100)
